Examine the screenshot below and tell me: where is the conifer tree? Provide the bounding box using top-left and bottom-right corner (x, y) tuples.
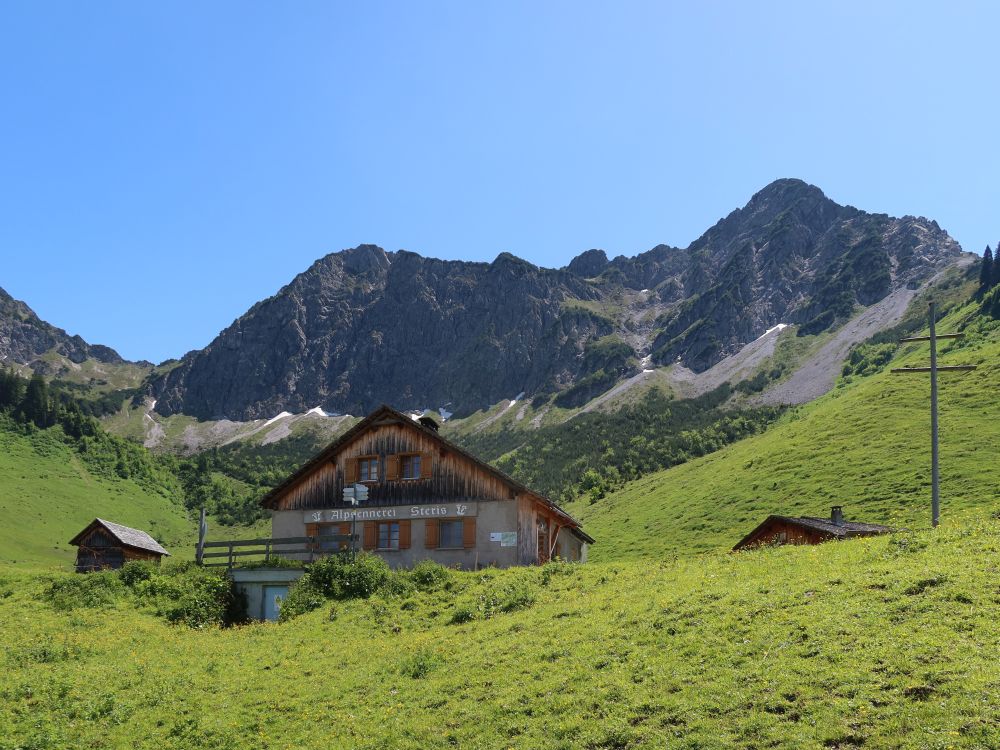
(992, 242), (1000, 289)
(980, 245), (994, 291)
(19, 373), (51, 428)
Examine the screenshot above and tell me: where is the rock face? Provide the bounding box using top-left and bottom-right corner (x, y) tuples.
(150, 247), (611, 420)
(0, 287), (125, 368)
(149, 179), (966, 420)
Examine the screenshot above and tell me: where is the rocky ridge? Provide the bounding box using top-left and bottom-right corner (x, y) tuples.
(146, 179), (966, 420)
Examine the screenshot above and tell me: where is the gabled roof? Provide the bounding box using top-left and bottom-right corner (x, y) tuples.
(733, 514), (892, 551)
(69, 518), (170, 556)
(259, 404), (594, 543)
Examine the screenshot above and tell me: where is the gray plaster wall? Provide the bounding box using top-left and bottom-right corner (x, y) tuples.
(230, 568), (305, 621)
(271, 499), (522, 569)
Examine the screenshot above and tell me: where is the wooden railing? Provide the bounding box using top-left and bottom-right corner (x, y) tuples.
(197, 534), (355, 570)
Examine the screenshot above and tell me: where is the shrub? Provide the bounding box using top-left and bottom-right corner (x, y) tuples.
(307, 553), (391, 600)
(278, 580), (325, 622)
(449, 606), (475, 625)
(278, 553), (396, 621)
(159, 571), (238, 628)
(399, 648), (442, 679)
(409, 560), (451, 591)
(45, 572), (125, 610)
(118, 560), (155, 587)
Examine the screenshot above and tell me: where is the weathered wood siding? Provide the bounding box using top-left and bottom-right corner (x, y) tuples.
(735, 519), (830, 550)
(74, 528), (162, 571)
(272, 419), (519, 511)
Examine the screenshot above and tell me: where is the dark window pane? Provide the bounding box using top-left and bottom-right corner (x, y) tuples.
(401, 454), (421, 479)
(378, 522), (399, 550)
(439, 520), (464, 548)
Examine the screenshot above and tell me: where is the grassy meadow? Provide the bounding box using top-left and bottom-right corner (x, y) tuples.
(1, 519), (999, 749)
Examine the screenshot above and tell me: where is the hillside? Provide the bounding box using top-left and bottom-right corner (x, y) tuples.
(2, 520), (999, 748)
(0, 423), (196, 567)
(567, 296), (1000, 560)
(147, 179), (965, 421)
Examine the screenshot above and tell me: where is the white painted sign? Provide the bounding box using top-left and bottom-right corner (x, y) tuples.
(500, 532), (517, 547)
(489, 532), (502, 542)
(304, 502), (478, 524)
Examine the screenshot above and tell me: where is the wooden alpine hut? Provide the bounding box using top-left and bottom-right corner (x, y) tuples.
(732, 506), (891, 551)
(259, 404), (593, 569)
(69, 518), (170, 572)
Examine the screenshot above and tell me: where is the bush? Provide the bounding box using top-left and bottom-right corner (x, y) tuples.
(158, 571), (238, 628)
(119, 560), (155, 587)
(45, 572), (125, 610)
(399, 648), (442, 679)
(307, 553), (391, 600)
(278, 580), (325, 622)
(409, 560), (451, 591)
(278, 553), (396, 621)
(449, 606), (475, 625)
(45, 565), (240, 628)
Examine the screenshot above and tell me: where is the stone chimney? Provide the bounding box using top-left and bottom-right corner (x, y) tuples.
(831, 506), (845, 526)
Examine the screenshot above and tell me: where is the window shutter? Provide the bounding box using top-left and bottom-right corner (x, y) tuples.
(399, 520), (411, 550)
(339, 522), (352, 550)
(362, 521), (376, 550)
(463, 517), (476, 549)
(425, 519), (439, 549)
(305, 523), (319, 551)
(420, 451), (433, 479)
(345, 458), (358, 484)
(386, 455), (400, 481)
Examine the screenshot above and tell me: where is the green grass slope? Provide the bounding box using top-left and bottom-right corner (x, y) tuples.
(0, 425), (263, 568)
(2, 521), (999, 748)
(0, 425), (193, 567)
(567, 301), (1000, 560)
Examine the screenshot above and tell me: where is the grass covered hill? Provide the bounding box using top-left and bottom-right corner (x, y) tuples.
(0, 422), (196, 568)
(567, 299), (1000, 560)
(1, 520), (999, 749)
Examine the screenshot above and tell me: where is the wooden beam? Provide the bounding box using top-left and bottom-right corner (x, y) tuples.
(900, 333), (965, 342)
(890, 366), (977, 373)
(202, 536), (312, 548)
(200, 548), (314, 559)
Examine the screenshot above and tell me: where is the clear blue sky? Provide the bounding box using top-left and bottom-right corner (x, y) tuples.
(1, 1), (997, 363)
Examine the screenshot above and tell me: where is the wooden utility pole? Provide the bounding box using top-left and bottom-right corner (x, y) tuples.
(890, 301), (976, 527)
(196, 507), (208, 565)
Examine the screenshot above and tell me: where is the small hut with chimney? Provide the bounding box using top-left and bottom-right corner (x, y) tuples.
(732, 506), (891, 551)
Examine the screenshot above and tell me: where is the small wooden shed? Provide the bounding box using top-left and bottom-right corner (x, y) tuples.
(733, 506), (891, 551)
(69, 518), (170, 572)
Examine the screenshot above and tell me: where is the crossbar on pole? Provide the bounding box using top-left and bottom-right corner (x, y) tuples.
(890, 366), (977, 373)
(900, 333), (965, 342)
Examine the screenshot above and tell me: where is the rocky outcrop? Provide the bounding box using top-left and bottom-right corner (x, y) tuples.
(147, 179), (967, 420)
(646, 180), (963, 370)
(0, 287), (126, 368)
(149, 247), (611, 420)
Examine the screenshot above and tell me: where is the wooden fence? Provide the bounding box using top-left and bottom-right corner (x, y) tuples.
(197, 534), (355, 570)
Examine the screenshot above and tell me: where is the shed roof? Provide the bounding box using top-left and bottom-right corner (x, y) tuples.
(69, 518), (170, 556)
(733, 514), (892, 551)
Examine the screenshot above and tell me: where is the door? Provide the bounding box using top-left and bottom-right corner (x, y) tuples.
(537, 520), (549, 564)
(262, 585), (289, 621)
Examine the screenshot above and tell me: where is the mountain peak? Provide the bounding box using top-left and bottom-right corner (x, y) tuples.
(566, 249), (609, 277)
